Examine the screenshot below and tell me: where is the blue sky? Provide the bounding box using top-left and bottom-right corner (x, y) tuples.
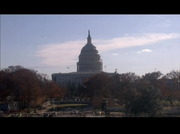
(1, 15), (180, 79)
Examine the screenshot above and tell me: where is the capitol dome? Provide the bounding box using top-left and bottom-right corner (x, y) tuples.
(77, 30), (103, 72)
(81, 43), (97, 54)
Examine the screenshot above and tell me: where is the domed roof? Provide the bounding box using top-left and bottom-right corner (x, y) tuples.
(81, 44), (97, 53)
(77, 30), (103, 72)
(80, 30), (98, 54)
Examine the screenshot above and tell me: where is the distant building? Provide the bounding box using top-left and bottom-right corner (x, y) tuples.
(77, 30), (103, 72)
(52, 30), (114, 87)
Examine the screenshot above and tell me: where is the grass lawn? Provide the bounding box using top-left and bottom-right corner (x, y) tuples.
(55, 103), (87, 108)
(48, 103), (89, 111)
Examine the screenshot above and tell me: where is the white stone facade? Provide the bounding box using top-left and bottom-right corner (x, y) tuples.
(52, 72), (102, 87)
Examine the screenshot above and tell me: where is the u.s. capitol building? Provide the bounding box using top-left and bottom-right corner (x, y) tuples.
(52, 31), (114, 87)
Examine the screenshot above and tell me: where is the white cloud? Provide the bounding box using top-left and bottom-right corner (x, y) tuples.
(96, 33), (180, 52)
(35, 33), (180, 67)
(36, 40), (84, 67)
(137, 49), (152, 54)
(112, 53), (119, 56)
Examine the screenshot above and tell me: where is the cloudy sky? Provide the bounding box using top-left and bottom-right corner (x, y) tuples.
(1, 15), (180, 78)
